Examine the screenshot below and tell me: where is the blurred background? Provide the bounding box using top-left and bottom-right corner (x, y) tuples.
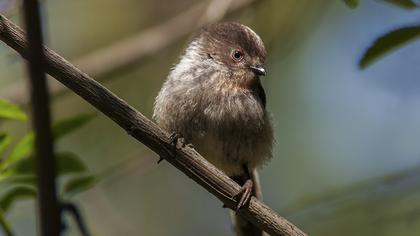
(1, 0), (420, 235)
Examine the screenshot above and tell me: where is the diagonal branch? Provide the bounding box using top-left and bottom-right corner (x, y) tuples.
(0, 14), (307, 236)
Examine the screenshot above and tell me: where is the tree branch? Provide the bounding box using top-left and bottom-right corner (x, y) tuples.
(0, 14), (307, 236)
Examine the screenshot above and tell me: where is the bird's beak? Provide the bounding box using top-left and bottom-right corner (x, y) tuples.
(249, 64), (266, 76)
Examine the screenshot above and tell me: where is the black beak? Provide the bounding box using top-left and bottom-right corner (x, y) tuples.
(249, 65), (266, 76)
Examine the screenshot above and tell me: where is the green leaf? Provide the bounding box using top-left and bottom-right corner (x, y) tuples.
(4, 133), (34, 168)
(0, 134), (12, 155)
(359, 25), (420, 69)
(343, 0), (358, 8)
(0, 99), (27, 121)
(0, 185), (36, 212)
(0, 176), (36, 188)
(64, 175), (96, 195)
(3, 113), (95, 167)
(2, 156), (34, 176)
(382, 0), (418, 9)
(52, 113), (96, 139)
(55, 152), (87, 175)
(3, 152), (87, 176)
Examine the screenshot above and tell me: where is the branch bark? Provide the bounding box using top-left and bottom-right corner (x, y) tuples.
(0, 14), (307, 236)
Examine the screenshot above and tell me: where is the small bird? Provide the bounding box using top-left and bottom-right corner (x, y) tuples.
(153, 22), (273, 235)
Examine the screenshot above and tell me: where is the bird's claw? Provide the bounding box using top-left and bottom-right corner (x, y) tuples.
(160, 132), (194, 164)
(169, 132), (192, 149)
(234, 179), (253, 210)
(158, 132), (182, 164)
(169, 132), (180, 146)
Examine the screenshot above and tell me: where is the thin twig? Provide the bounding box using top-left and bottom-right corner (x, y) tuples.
(0, 14), (307, 236)
(21, 0), (60, 235)
(61, 202), (90, 236)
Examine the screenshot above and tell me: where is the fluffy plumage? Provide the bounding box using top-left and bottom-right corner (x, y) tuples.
(153, 22), (273, 176)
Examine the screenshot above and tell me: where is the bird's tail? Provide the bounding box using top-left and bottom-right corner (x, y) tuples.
(230, 169), (268, 236)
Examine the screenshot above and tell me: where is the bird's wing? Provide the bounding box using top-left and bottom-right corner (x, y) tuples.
(255, 81), (266, 108)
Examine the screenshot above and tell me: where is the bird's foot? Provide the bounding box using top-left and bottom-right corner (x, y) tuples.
(158, 133), (194, 164)
(234, 179), (253, 210)
(169, 132), (180, 146)
(169, 132), (194, 149)
(169, 132), (187, 149)
(158, 132), (182, 164)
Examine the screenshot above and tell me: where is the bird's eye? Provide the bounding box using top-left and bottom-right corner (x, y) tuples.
(231, 50), (243, 61)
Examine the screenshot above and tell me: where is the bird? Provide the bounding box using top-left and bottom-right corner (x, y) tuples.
(153, 22), (273, 235)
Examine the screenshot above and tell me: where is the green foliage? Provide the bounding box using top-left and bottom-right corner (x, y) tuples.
(0, 186), (36, 212)
(55, 152), (88, 175)
(2, 152), (87, 177)
(52, 113), (96, 139)
(382, 0), (419, 9)
(3, 113), (96, 168)
(0, 176), (36, 188)
(0, 111), (98, 226)
(359, 25), (420, 69)
(0, 99), (27, 121)
(343, 0), (359, 9)
(0, 134), (12, 156)
(350, 0), (420, 69)
(4, 133), (33, 168)
(64, 175), (96, 196)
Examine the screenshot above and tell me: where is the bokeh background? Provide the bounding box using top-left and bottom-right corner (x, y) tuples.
(1, 0), (420, 235)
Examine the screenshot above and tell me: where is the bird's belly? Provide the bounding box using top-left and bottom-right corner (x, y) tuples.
(156, 88), (274, 176)
(192, 116), (273, 176)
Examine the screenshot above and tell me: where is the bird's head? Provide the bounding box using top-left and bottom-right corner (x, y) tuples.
(184, 22), (267, 88)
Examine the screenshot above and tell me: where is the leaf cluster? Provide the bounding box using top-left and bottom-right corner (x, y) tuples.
(0, 99), (96, 235)
(343, 0), (420, 69)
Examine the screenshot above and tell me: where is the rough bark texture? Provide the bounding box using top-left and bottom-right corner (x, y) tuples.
(0, 14), (307, 236)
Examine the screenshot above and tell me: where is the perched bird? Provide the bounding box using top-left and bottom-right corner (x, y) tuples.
(153, 22), (273, 235)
